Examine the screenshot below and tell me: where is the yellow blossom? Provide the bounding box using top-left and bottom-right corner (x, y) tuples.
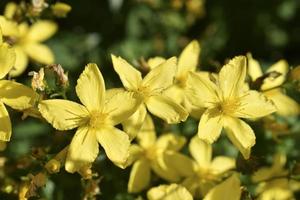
(111, 55), (188, 139)
(126, 114), (189, 193)
(0, 30), (37, 141)
(252, 153), (300, 200)
(176, 136), (235, 197)
(187, 56), (276, 159)
(38, 63), (141, 173)
(0, 16), (57, 77)
(247, 53), (299, 116)
(147, 184), (193, 200)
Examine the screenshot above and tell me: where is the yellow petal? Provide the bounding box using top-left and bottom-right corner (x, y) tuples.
(182, 177), (201, 197)
(146, 95), (188, 123)
(142, 57), (177, 92)
(198, 109), (223, 144)
(262, 60), (289, 90)
(38, 99), (89, 130)
(128, 158), (151, 193)
(163, 151), (195, 177)
(126, 144), (144, 167)
(0, 16), (19, 37)
(224, 117), (256, 159)
(156, 133), (186, 151)
(186, 71), (219, 108)
(203, 174), (241, 200)
(147, 57), (166, 69)
(189, 136), (212, 168)
(26, 21), (57, 42)
(137, 114), (156, 148)
(4, 2), (17, 19)
(177, 40), (200, 75)
(210, 156), (236, 175)
(0, 80), (37, 110)
(24, 43), (54, 64)
(8, 46), (28, 77)
(96, 127), (130, 168)
(163, 85), (185, 106)
(0, 43), (15, 79)
(219, 56), (247, 98)
(234, 90), (276, 118)
(122, 105), (147, 140)
(264, 89), (299, 116)
(65, 126), (98, 173)
(247, 53), (263, 81)
(147, 184), (193, 200)
(151, 156), (181, 182)
(111, 54), (142, 91)
(104, 91), (141, 125)
(0, 102), (11, 141)
(76, 63), (105, 111)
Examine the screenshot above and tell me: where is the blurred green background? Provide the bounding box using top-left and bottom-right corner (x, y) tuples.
(1, 0), (300, 199)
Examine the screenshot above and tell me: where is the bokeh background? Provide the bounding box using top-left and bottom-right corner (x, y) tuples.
(1, 0), (300, 199)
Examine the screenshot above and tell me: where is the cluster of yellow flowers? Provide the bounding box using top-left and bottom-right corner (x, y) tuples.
(0, 2), (300, 200)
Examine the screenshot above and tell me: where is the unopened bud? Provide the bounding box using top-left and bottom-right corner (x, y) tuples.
(45, 159), (61, 174)
(51, 2), (71, 17)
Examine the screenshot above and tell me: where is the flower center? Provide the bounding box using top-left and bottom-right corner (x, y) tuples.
(213, 98), (240, 116)
(144, 146), (159, 161)
(196, 167), (219, 182)
(175, 75), (187, 88)
(89, 111), (108, 129)
(137, 85), (153, 100)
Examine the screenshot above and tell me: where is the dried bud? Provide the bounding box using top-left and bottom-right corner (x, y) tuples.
(290, 65), (300, 81)
(51, 2), (72, 17)
(48, 64), (69, 88)
(78, 165), (93, 180)
(45, 159), (61, 174)
(0, 141), (7, 151)
(29, 68), (45, 92)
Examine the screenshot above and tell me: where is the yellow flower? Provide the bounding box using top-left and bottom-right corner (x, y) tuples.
(0, 30), (37, 141)
(51, 2), (72, 17)
(38, 63), (141, 173)
(252, 153), (299, 200)
(203, 174), (241, 200)
(175, 136), (235, 197)
(187, 56), (276, 159)
(111, 55), (188, 139)
(127, 114), (188, 193)
(0, 16), (57, 77)
(247, 53), (299, 116)
(147, 184), (193, 200)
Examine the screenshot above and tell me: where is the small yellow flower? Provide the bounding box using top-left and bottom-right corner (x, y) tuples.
(111, 55), (188, 139)
(51, 2), (72, 17)
(0, 30), (37, 141)
(147, 184), (193, 200)
(126, 114), (188, 193)
(179, 136), (235, 197)
(247, 53), (299, 116)
(252, 153), (299, 200)
(38, 63), (141, 173)
(0, 16), (57, 77)
(187, 56), (276, 159)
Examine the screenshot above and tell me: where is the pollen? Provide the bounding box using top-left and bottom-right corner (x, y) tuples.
(89, 110), (108, 128)
(214, 98), (241, 116)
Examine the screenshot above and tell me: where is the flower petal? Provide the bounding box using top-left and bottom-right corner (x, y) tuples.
(122, 105), (147, 140)
(146, 95), (188, 123)
(9, 46), (28, 77)
(189, 136), (212, 168)
(151, 155), (181, 182)
(38, 99), (89, 130)
(0, 43), (15, 79)
(26, 21), (57, 42)
(147, 57), (166, 69)
(142, 57), (177, 92)
(198, 109), (223, 144)
(0, 80), (37, 110)
(224, 117), (256, 159)
(111, 54), (142, 91)
(96, 127), (130, 168)
(234, 90), (276, 118)
(128, 158), (151, 193)
(264, 89), (299, 116)
(147, 184), (193, 200)
(262, 59), (289, 90)
(24, 43), (54, 64)
(0, 102), (11, 141)
(247, 53), (263, 81)
(210, 156), (236, 175)
(177, 40), (200, 75)
(203, 174), (241, 200)
(76, 63), (105, 111)
(104, 91), (141, 125)
(219, 56), (247, 98)
(137, 114), (156, 148)
(156, 133), (186, 151)
(65, 126), (98, 173)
